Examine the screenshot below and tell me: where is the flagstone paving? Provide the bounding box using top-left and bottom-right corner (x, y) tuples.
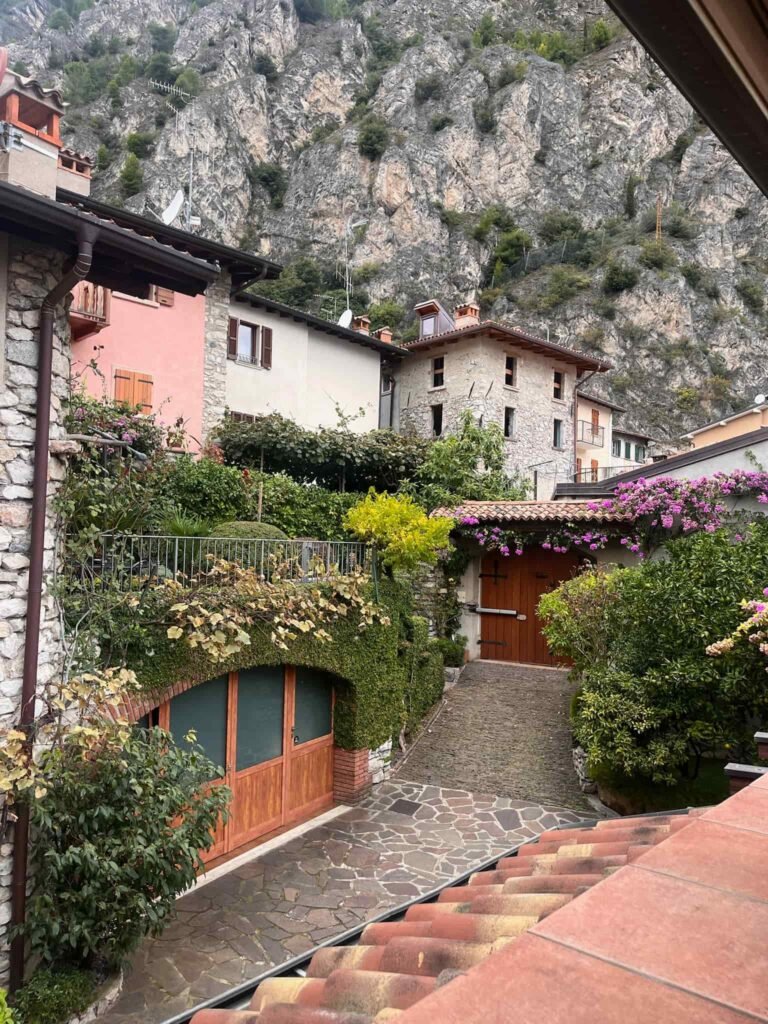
(99, 781), (589, 1024)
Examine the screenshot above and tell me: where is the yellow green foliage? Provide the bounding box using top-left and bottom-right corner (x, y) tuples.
(344, 492), (453, 571)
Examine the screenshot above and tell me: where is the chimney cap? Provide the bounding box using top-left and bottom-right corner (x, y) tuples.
(352, 314), (371, 335)
(373, 325), (393, 342)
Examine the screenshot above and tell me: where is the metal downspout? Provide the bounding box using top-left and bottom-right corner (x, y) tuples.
(9, 224), (98, 991)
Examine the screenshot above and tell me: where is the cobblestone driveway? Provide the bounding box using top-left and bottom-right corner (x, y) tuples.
(100, 781), (587, 1024)
(397, 661), (593, 811)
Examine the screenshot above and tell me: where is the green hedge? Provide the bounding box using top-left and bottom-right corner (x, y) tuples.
(128, 579), (443, 750)
(209, 520), (288, 540)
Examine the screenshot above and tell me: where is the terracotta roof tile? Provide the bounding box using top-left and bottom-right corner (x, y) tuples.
(430, 500), (629, 523)
(191, 811), (692, 1024)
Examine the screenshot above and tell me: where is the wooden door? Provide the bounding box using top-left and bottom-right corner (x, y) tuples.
(165, 675), (230, 862)
(285, 668), (335, 824)
(228, 667), (286, 850)
(480, 549), (580, 665)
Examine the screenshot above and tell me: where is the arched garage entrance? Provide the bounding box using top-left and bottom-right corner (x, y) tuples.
(143, 666), (336, 862)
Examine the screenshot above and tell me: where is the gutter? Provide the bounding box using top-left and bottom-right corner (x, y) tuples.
(9, 224), (99, 992)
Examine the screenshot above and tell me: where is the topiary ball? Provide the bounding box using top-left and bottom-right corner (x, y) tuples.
(209, 520), (288, 540)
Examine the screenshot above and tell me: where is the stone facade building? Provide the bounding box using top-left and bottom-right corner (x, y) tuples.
(394, 301), (610, 499)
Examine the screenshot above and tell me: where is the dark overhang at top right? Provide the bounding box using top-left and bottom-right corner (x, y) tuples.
(605, 1), (768, 197)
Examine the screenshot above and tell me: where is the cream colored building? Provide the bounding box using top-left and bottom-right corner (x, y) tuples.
(682, 401), (768, 450)
(225, 294), (396, 432)
(575, 392), (650, 482)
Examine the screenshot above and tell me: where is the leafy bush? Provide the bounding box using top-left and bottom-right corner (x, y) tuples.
(214, 414), (430, 492)
(210, 520), (288, 540)
(535, 265), (591, 309)
(736, 278), (764, 313)
(414, 74), (442, 104)
(146, 52), (176, 84)
(125, 130), (155, 158)
(119, 153), (144, 197)
(27, 729), (229, 968)
(12, 968), (95, 1024)
(13, 970), (91, 1024)
(639, 240), (677, 270)
(472, 12), (498, 48)
(48, 8), (72, 29)
(473, 98), (496, 134)
(540, 525), (768, 782)
(345, 492), (453, 572)
(588, 18), (612, 50)
(602, 261), (638, 294)
(163, 457), (250, 523)
(430, 113), (453, 132)
(539, 210), (583, 245)
(248, 161), (288, 208)
(255, 474), (363, 539)
(358, 115), (390, 160)
(148, 21), (177, 53)
(496, 61), (527, 89)
(431, 635), (467, 667)
(173, 68), (202, 105)
(253, 53), (279, 81)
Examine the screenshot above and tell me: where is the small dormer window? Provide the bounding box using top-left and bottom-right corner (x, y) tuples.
(422, 315), (436, 338)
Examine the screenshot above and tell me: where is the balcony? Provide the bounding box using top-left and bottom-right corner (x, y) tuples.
(69, 534), (373, 592)
(576, 420), (605, 447)
(573, 464), (631, 483)
(69, 281), (111, 341)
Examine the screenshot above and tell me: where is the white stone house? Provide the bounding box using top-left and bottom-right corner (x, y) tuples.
(225, 294), (399, 432)
(394, 300), (610, 498)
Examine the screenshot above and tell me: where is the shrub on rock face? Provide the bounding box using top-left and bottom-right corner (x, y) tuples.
(209, 520), (288, 540)
(357, 115), (390, 160)
(602, 260), (639, 293)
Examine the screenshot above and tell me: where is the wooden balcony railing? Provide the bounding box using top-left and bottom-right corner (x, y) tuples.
(70, 281), (111, 340)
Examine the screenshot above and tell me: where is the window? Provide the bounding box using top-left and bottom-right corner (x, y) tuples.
(381, 374), (394, 395)
(227, 317), (273, 369)
(229, 411), (256, 423)
(431, 404), (443, 437)
(612, 437), (621, 458)
(635, 444), (646, 462)
(504, 406), (515, 438)
(114, 368), (153, 412)
(553, 418), (563, 448)
(624, 441), (632, 460)
(505, 355), (517, 387)
(421, 315), (436, 337)
(553, 370), (564, 400)
(576, 457), (583, 480)
(591, 408), (600, 432)
(431, 355), (445, 388)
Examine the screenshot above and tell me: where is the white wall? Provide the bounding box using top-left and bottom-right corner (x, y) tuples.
(226, 301), (381, 432)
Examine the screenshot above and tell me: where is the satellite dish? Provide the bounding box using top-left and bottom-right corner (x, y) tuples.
(160, 189), (185, 226)
(756, 393), (767, 405)
(338, 309), (354, 329)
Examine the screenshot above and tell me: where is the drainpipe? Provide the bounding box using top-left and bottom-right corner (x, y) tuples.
(9, 224), (98, 992)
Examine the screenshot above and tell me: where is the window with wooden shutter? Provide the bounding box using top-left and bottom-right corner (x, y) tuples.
(250, 323), (260, 364)
(114, 369), (133, 405)
(576, 457), (583, 480)
(114, 369), (153, 412)
(590, 459), (599, 482)
(227, 318), (238, 360)
(591, 408), (599, 432)
(155, 287), (175, 307)
(261, 327), (273, 369)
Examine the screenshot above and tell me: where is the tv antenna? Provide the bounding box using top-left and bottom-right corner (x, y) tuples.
(656, 192), (663, 241)
(146, 78), (201, 231)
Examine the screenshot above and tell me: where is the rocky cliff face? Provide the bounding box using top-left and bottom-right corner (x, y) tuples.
(4, 0), (768, 440)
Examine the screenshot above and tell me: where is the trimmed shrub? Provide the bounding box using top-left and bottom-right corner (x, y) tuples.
(431, 636), (467, 667)
(163, 457), (250, 523)
(210, 520), (288, 540)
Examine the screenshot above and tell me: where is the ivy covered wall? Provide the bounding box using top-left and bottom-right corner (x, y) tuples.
(126, 580), (443, 751)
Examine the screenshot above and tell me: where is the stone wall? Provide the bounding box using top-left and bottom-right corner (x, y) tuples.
(201, 272), (232, 443)
(395, 335), (576, 498)
(0, 236), (72, 984)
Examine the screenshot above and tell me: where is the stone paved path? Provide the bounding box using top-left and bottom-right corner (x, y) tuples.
(99, 781), (588, 1024)
(397, 661), (593, 811)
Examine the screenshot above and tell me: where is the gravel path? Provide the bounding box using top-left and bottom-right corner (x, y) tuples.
(396, 660), (593, 811)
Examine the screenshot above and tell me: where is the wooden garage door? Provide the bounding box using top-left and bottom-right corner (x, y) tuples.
(162, 666), (335, 863)
(480, 549), (580, 665)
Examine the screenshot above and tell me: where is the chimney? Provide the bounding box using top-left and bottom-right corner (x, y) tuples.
(0, 47), (80, 199)
(57, 146), (93, 196)
(373, 325), (393, 343)
(454, 302), (481, 329)
(352, 315), (371, 335)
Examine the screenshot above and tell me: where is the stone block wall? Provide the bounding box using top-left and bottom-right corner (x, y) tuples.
(201, 272), (232, 443)
(395, 335), (576, 497)
(0, 236), (72, 983)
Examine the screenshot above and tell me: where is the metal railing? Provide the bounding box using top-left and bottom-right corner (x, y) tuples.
(70, 535), (372, 592)
(576, 420), (605, 447)
(573, 464), (633, 483)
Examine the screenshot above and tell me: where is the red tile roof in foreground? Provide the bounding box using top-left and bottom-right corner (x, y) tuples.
(192, 810), (712, 1024)
(430, 499), (630, 524)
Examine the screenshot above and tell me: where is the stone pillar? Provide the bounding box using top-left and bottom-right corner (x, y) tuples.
(201, 272), (232, 443)
(333, 747), (372, 804)
(0, 237), (71, 984)
(368, 740), (392, 785)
